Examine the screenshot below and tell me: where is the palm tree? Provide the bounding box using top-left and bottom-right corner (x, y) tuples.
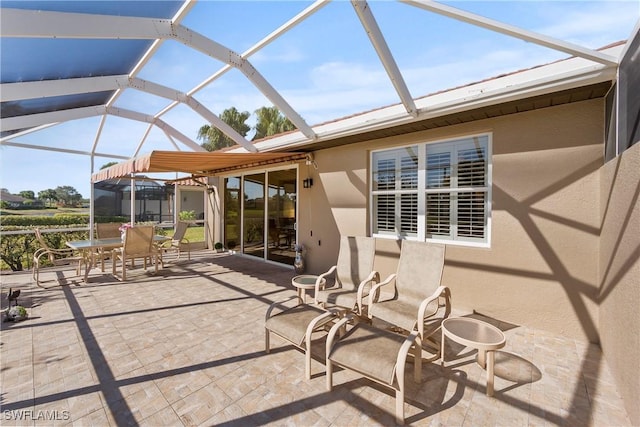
(253, 106), (296, 140)
(100, 161), (118, 170)
(197, 107), (250, 152)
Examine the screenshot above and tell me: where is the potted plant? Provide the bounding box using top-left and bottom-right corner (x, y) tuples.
(4, 305), (28, 322)
(118, 223), (133, 241)
(214, 242), (224, 253)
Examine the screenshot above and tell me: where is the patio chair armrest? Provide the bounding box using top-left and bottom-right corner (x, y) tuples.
(33, 248), (47, 259)
(265, 295), (304, 321)
(356, 270), (380, 316)
(417, 286), (452, 337)
(49, 247), (76, 256)
(34, 247), (76, 263)
(313, 265), (337, 303)
(305, 308), (344, 356)
(326, 315), (353, 356)
(367, 273), (397, 311)
(395, 331), (420, 387)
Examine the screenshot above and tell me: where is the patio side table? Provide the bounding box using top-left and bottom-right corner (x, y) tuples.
(441, 317), (506, 396)
(292, 274), (326, 303)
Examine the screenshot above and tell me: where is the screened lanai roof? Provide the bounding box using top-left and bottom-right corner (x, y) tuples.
(1, 0), (638, 182)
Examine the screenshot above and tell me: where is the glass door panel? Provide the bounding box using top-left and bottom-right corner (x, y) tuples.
(267, 169), (297, 265)
(243, 173), (265, 258)
(223, 177), (240, 252)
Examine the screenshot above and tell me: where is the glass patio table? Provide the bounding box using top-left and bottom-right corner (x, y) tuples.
(66, 235), (170, 282)
(441, 317), (506, 397)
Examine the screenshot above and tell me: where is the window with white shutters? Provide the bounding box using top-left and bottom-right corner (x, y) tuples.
(371, 134), (491, 247)
(372, 146), (419, 237)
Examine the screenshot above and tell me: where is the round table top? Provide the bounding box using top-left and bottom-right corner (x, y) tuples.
(442, 317), (506, 350)
(292, 274), (326, 289)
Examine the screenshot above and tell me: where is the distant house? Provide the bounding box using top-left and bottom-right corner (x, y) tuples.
(0, 190), (44, 208)
(0, 190), (27, 208)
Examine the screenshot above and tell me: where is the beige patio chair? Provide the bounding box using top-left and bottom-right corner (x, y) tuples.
(314, 235), (379, 317)
(368, 240), (451, 358)
(32, 228), (83, 287)
(111, 225), (161, 281)
(265, 235), (379, 379)
(96, 222), (122, 239)
(157, 221), (190, 263)
(326, 316), (421, 425)
(94, 222), (122, 271)
(265, 296), (343, 380)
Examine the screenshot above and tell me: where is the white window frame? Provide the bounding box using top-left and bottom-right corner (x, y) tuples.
(370, 133), (492, 248)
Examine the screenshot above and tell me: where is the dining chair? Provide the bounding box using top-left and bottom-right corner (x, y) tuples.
(111, 225), (161, 281)
(94, 222), (123, 271)
(157, 221), (190, 264)
(32, 228), (83, 287)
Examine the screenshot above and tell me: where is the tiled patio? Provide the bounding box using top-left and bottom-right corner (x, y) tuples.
(0, 251), (632, 426)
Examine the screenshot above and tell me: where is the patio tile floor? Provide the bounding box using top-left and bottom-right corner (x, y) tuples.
(0, 251), (632, 426)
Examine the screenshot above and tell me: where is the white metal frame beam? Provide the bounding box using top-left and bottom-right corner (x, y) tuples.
(1, 105), (204, 152)
(155, 0), (329, 133)
(0, 75), (126, 101)
(0, 140), (130, 159)
(1, 8), (316, 140)
(1, 75), (257, 152)
(351, 0), (417, 117)
(401, 0), (618, 66)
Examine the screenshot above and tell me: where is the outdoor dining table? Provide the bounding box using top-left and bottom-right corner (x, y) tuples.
(66, 235), (170, 282)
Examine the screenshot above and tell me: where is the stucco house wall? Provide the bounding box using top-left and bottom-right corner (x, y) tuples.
(598, 142), (640, 425)
(211, 96), (638, 423)
(298, 98), (604, 343)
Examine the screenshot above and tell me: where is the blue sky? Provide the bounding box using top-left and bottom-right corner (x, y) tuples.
(1, 0), (638, 198)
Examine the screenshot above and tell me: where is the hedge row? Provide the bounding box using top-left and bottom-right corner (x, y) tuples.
(0, 215), (128, 227)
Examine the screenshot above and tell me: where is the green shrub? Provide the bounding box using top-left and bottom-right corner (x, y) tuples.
(0, 229), (90, 271)
(179, 210), (196, 221)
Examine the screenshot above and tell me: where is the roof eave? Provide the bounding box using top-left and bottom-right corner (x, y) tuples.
(240, 44), (622, 154)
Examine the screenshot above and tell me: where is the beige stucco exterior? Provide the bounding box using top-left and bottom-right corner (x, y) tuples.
(297, 99), (604, 342)
(210, 97), (639, 424)
(598, 142), (640, 424)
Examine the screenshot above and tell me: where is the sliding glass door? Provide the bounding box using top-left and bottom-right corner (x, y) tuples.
(223, 177), (241, 252)
(267, 169), (296, 264)
(223, 167), (297, 265)
(243, 173), (266, 258)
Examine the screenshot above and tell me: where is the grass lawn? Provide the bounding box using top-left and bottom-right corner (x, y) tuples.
(183, 226), (204, 242)
(0, 207), (89, 216)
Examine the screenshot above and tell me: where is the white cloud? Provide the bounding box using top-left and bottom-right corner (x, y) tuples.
(251, 45), (306, 64)
(308, 61), (390, 89)
(536, 2), (639, 47)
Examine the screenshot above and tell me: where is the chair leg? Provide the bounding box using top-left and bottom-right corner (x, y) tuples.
(414, 337), (422, 382)
(33, 263), (40, 286)
(326, 359), (333, 391)
(305, 347), (312, 380)
(395, 389), (405, 425)
(265, 329), (270, 353)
